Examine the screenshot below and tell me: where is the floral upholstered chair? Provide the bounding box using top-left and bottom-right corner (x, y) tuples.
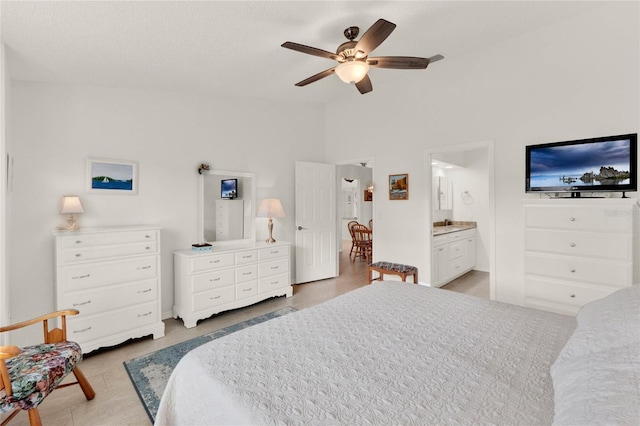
(0, 310), (95, 425)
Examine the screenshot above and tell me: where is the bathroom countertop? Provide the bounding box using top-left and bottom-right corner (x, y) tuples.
(432, 221), (477, 236)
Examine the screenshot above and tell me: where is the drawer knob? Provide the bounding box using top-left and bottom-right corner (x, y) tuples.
(243, 272), (252, 275)
(210, 260), (220, 264)
(145, 235), (151, 238)
(73, 300), (91, 306)
(270, 281), (279, 285)
(137, 265), (151, 270)
(569, 217), (576, 222)
(242, 255), (252, 259)
(271, 266), (279, 270)
(210, 277), (220, 282)
(74, 326), (92, 334)
(145, 246), (151, 250)
(570, 294), (576, 298)
(243, 287), (253, 292)
(75, 240), (82, 244)
(211, 295), (221, 300)
(138, 288), (152, 294)
(75, 253), (82, 257)
(570, 268), (576, 273)
(138, 311), (152, 317)
(569, 243), (576, 247)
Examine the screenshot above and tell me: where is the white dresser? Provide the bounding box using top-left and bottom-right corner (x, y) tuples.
(54, 226), (165, 353)
(431, 228), (476, 287)
(174, 241), (292, 328)
(524, 199), (639, 315)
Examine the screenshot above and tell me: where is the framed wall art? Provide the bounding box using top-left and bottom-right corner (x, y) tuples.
(86, 157), (138, 194)
(364, 190), (373, 202)
(389, 173), (408, 200)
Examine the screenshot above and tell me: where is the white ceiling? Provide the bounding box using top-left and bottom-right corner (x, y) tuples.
(0, 1), (603, 103)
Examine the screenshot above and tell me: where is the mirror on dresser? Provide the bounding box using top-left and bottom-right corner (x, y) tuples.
(198, 169), (256, 246)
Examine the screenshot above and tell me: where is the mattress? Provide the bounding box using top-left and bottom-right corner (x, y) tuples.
(156, 282), (576, 425)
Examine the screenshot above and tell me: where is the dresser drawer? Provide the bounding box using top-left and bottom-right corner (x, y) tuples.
(235, 250), (257, 265)
(258, 273), (290, 293)
(524, 277), (617, 309)
(67, 301), (159, 344)
(192, 268), (235, 293)
(59, 230), (158, 249)
(449, 241), (464, 260)
(258, 258), (289, 278)
(61, 256), (157, 292)
(236, 265), (258, 283)
(191, 253), (235, 273)
(193, 286), (235, 311)
(59, 241), (158, 263)
(525, 229), (632, 260)
(258, 245), (289, 261)
(236, 281), (258, 300)
(525, 205), (632, 232)
(61, 279), (158, 316)
(524, 253), (631, 287)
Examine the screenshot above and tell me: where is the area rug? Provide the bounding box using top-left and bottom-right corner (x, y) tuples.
(123, 306), (297, 423)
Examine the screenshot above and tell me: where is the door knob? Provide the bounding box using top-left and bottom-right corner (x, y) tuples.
(297, 226), (307, 231)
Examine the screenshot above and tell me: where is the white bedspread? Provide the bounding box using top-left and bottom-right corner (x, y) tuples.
(156, 282), (575, 425)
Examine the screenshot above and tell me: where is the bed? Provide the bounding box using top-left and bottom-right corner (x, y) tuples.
(156, 282), (640, 425)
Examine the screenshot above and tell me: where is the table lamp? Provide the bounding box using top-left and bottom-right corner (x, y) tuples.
(60, 195), (84, 230)
(257, 198), (285, 243)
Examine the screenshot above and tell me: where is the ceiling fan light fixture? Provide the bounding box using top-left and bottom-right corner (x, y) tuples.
(335, 60), (369, 84)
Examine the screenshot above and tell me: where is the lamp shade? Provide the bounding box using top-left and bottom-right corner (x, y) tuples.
(60, 196), (84, 214)
(257, 198), (285, 218)
(335, 61), (369, 84)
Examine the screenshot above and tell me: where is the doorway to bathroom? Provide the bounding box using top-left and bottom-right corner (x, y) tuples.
(427, 141), (495, 299)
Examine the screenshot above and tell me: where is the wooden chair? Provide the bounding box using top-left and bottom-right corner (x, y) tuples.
(0, 310), (95, 426)
(347, 220), (359, 259)
(352, 223), (373, 261)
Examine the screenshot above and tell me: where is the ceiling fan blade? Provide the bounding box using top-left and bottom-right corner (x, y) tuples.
(355, 74), (373, 94)
(368, 56), (430, 69)
(354, 19), (396, 56)
(282, 42), (341, 61)
(429, 54), (445, 63)
(294, 67), (336, 87)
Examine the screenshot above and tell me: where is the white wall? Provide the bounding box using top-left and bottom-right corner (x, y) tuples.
(324, 3), (639, 302)
(7, 82), (325, 344)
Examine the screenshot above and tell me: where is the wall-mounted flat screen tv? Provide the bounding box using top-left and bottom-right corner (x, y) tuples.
(221, 178), (238, 199)
(526, 133), (637, 196)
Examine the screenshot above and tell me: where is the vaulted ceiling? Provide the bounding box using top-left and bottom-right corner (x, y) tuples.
(1, 1), (603, 103)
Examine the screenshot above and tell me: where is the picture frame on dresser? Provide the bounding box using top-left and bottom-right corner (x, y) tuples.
(86, 157), (139, 194)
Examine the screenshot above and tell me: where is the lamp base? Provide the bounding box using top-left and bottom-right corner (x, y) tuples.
(266, 217), (276, 243)
(66, 214), (80, 231)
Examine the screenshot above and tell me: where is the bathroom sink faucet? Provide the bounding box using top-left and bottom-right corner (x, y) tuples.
(444, 219), (450, 226)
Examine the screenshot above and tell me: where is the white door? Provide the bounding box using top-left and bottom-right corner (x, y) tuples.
(295, 161), (338, 283)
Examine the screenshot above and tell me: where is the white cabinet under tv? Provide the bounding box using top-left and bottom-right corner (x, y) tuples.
(523, 198), (639, 315)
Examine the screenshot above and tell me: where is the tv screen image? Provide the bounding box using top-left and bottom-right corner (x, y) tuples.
(526, 133), (637, 194)
(221, 178), (238, 199)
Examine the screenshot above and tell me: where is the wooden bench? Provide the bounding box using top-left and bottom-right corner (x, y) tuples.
(368, 261), (418, 284)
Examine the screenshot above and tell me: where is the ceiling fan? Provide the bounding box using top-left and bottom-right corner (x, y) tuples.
(282, 18), (444, 94)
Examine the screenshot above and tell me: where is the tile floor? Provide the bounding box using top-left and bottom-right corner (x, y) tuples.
(2, 245), (489, 425)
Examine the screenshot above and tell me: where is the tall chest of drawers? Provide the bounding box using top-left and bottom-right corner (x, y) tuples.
(174, 241), (292, 328)
(54, 226), (165, 353)
(524, 199), (639, 315)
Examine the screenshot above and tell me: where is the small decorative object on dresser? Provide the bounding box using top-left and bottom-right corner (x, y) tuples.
(257, 198), (286, 243)
(174, 241), (292, 328)
(53, 226), (165, 353)
(59, 195), (84, 230)
(524, 199), (639, 315)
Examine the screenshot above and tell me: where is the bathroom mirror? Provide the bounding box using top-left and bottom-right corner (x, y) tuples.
(198, 169), (256, 246)
(433, 176), (453, 210)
